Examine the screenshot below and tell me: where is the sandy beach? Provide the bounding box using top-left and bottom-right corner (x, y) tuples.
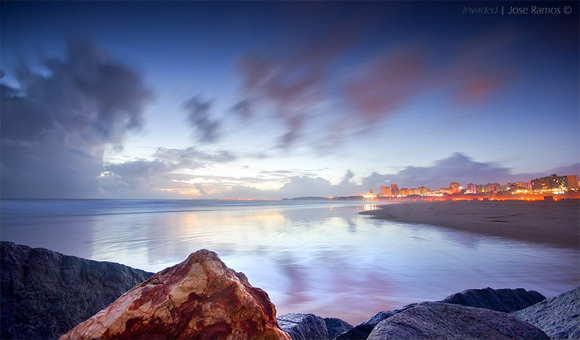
(363, 200), (580, 250)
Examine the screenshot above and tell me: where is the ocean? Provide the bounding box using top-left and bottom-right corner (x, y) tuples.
(1, 199), (578, 324)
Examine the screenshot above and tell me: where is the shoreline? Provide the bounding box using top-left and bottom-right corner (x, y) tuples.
(362, 200), (580, 250)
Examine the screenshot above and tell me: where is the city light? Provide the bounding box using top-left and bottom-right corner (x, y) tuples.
(359, 173), (579, 201)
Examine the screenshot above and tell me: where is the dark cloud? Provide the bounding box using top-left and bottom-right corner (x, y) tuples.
(183, 95), (220, 143)
(233, 20), (521, 152)
(346, 46), (428, 122)
(236, 52), (323, 147)
(444, 26), (517, 105)
(231, 99), (253, 120)
(233, 15), (362, 149)
(1, 40), (152, 198)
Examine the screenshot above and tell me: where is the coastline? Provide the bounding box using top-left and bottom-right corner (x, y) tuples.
(362, 200), (580, 250)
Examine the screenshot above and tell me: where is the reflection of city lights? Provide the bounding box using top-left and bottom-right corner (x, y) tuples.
(363, 204), (378, 211)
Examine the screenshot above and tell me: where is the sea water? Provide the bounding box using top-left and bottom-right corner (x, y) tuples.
(1, 199), (578, 324)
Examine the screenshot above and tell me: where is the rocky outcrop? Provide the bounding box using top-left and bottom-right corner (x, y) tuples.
(367, 302), (549, 340)
(0, 241), (153, 340)
(59, 249), (290, 340)
(336, 287), (548, 340)
(334, 307), (414, 340)
(324, 317), (353, 339)
(513, 286), (580, 340)
(441, 287), (546, 312)
(276, 314), (353, 340)
(278, 313), (329, 340)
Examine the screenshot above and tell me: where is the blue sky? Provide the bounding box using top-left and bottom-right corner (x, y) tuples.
(1, 1), (578, 199)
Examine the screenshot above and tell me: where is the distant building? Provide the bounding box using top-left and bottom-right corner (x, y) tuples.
(485, 183), (501, 193)
(466, 183), (477, 194)
(508, 181), (532, 191)
(363, 189), (376, 199)
(417, 186), (430, 195)
(531, 174), (579, 192)
(391, 184), (400, 197)
(400, 188), (409, 196)
(449, 181), (461, 194)
(380, 185), (391, 196)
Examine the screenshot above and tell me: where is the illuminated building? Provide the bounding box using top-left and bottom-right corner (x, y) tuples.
(363, 189), (376, 199)
(380, 185), (391, 196)
(400, 188), (409, 196)
(466, 183), (477, 194)
(391, 184), (399, 197)
(449, 181), (461, 194)
(417, 186), (430, 195)
(531, 174), (579, 192)
(485, 183), (501, 193)
(508, 181), (532, 191)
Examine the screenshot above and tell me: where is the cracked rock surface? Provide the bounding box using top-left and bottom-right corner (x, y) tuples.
(59, 249), (291, 340)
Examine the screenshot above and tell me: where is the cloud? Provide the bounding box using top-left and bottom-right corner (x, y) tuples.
(183, 95), (220, 143)
(153, 147), (236, 168)
(99, 146), (239, 196)
(361, 153), (530, 191)
(345, 46), (428, 122)
(232, 18), (522, 153)
(235, 52), (325, 147)
(1, 40), (152, 198)
(233, 15), (363, 149)
(99, 159), (177, 194)
(444, 26), (518, 105)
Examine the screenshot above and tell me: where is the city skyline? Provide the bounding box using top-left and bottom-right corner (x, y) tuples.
(356, 172), (579, 199)
(1, 1), (578, 199)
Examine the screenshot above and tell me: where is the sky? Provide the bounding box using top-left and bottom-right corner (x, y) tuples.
(1, 1), (578, 199)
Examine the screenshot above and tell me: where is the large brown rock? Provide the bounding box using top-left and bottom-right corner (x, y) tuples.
(59, 249), (291, 340)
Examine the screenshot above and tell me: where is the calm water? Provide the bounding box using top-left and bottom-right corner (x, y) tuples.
(1, 199), (578, 324)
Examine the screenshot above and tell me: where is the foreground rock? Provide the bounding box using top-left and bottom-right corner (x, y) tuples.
(278, 313), (329, 340)
(334, 307), (414, 340)
(441, 287), (546, 312)
(324, 317), (353, 339)
(0, 241), (153, 340)
(367, 302), (549, 340)
(277, 314), (353, 340)
(513, 286), (580, 340)
(59, 249), (290, 340)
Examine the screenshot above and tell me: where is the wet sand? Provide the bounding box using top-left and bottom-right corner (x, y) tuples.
(363, 200), (580, 250)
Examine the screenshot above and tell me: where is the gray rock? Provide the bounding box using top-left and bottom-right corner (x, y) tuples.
(278, 313), (329, 340)
(441, 287), (546, 312)
(324, 317), (353, 339)
(0, 241), (153, 340)
(513, 286), (580, 340)
(334, 306), (415, 340)
(367, 302), (549, 340)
